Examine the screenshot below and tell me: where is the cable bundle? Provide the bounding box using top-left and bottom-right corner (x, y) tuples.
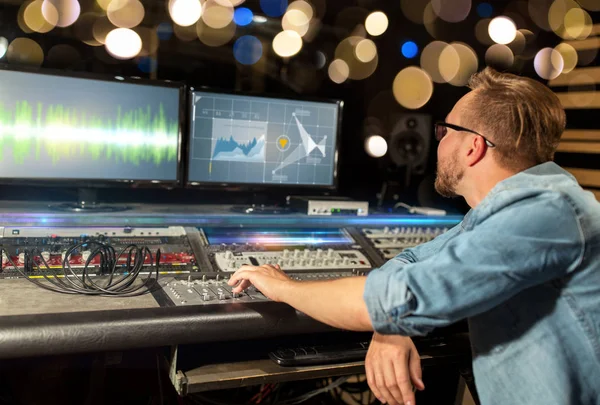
(0, 240), (160, 297)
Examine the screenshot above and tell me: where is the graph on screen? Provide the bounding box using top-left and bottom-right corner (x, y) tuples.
(188, 92), (339, 186)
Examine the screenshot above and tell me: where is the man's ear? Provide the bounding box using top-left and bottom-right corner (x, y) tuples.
(465, 136), (487, 167)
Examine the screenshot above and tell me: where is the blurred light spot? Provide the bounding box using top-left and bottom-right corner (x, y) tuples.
(253, 15), (267, 23)
(0, 37), (8, 59)
(47, 44), (80, 68)
(400, 0), (428, 24)
(335, 36), (378, 80)
(107, 0), (144, 29)
(475, 18), (494, 45)
(485, 44), (514, 70)
(534, 47), (563, 80)
(488, 16), (516, 44)
(196, 20), (236, 46)
(169, 0), (202, 27)
(272, 30), (302, 57)
(576, 0), (600, 11)
(233, 7), (253, 26)
(420, 40), (449, 83)
(74, 12), (102, 46)
(18, 1), (34, 34)
(202, 0), (234, 29)
(105, 27), (142, 59)
(563, 7), (592, 39)
(7, 37), (44, 66)
(477, 2), (493, 17)
(157, 22), (173, 40)
(282, 9), (310, 36)
(134, 26), (160, 56)
(355, 39), (377, 63)
(138, 56), (157, 73)
(518, 29), (537, 59)
(554, 42), (578, 73)
(315, 51), (326, 69)
(528, 0), (553, 31)
(92, 15), (115, 44)
(507, 30), (526, 55)
(25, 0), (57, 33)
(288, 1), (313, 20)
(174, 21), (198, 41)
(401, 41), (418, 58)
(328, 59), (349, 83)
(365, 135), (388, 158)
(365, 11), (388, 36)
(96, 0), (111, 10)
(42, 0), (79, 27)
(548, 0), (579, 38)
(431, 0), (471, 23)
(393, 66), (433, 110)
(233, 35), (263, 65)
(440, 42), (478, 86)
(260, 0), (287, 17)
(423, 2), (441, 39)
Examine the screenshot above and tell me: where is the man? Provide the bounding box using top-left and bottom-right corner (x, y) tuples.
(228, 67), (600, 405)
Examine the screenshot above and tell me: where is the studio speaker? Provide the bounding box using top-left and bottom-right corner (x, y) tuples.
(388, 113), (431, 175)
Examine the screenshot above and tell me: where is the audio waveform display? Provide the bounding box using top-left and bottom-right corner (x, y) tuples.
(212, 135), (265, 161)
(0, 101), (178, 166)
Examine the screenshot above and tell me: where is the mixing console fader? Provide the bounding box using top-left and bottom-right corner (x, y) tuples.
(0, 226), (198, 276)
(361, 226), (449, 259)
(200, 228), (373, 273)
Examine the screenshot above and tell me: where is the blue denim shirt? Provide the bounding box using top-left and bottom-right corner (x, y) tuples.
(364, 162), (600, 405)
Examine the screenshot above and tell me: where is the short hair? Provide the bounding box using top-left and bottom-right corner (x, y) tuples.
(466, 67), (566, 171)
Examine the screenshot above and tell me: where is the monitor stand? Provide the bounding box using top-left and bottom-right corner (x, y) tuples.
(48, 188), (131, 213)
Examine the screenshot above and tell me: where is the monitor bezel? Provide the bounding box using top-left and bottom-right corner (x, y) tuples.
(0, 64), (185, 189)
(184, 86), (343, 191)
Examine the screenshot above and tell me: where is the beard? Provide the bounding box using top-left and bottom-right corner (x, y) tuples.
(434, 154), (464, 198)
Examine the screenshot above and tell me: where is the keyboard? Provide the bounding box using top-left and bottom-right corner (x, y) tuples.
(269, 341), (370, 367)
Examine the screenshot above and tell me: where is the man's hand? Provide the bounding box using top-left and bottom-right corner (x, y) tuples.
(365, 332), (425, 405)
(227, 264), (293, 302)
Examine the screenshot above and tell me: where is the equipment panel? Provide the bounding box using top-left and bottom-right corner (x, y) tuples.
(361, 226), (449, 259)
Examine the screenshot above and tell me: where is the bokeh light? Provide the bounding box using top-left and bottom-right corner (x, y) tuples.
(401, 41), (418, 58)
(488, 16), (517, 44)
(92, 15), (116, 44)
(548, 0), (579, 38)
(107, 0), (144, 29)
(7, 37), (44, 66)
(365, 11), (388, 36)
(134, 26), (160, 56)
(272, 30), (302, 57)
(554, 43), (578, 74)
(534, 47), (564, 80)
(233, 35), (263, 65)
(74, 12), (102, 46)
(485, 44), (514, 70)
(202, 0), (234, 29)
(174, 21), (199, 41)
(196, 20), (236, 46)
(365, 135), (388, 158)
(475, 18), (494, 45)
(431, 0), (471, 23)
(0, 37), (8, 59)
(315, 51), (326, 69)
(25, 0), (57, 33)
(169, 0), (202, 27)
(563, 7), (593, 39)
(96, 0), (111, 10)
(282, 9), (310, 36)
(392, 67), (434, 110)
(507, 30), (526, 55)
(328, 59), (349, 84)
(42, 0), (80, 27)
(233, 7), (253, 26)
(440, 42), (478, 86)
(420, 40), (449, 83)
(260, 0), (287, 17)
(476, 2), (493, 18)
(335, 36), (378, 80)
(400, 0), (428, 24)
(105, 27), (142, 59)
(355, 39), (377, 63)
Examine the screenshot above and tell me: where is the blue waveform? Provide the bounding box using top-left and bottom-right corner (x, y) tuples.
(212, 136), (258, 158)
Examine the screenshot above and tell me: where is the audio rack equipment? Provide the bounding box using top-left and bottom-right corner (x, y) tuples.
(361, 226), (449, 259)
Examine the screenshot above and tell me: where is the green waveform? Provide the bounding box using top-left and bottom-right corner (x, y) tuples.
(0, 100), (179, 166)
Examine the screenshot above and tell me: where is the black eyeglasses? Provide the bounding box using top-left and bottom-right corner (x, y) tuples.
(435, 122), (496, 148)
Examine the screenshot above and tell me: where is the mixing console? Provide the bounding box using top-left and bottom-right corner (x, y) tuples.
(200, 228), (373, 273)
(361, 226), (449, 259)
(0, 226), (197, 276)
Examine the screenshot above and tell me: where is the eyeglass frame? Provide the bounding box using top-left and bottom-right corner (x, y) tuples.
(435, 121), (496, 148)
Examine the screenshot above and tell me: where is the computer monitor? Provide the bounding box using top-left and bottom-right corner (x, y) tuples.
(0, 66), (183, 188)
(186, 89), (342, 189)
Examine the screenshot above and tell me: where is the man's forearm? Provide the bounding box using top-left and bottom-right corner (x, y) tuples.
(281, 276), (373, 331)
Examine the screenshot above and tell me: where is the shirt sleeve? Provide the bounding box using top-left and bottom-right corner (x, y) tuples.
(393, 222), (464, 264)
(363, 193), (585, 336)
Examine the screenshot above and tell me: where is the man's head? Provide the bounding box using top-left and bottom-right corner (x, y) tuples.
(434, 67), (566, 199)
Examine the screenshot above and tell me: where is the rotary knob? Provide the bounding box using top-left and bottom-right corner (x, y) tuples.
(225, 250), (233, 260)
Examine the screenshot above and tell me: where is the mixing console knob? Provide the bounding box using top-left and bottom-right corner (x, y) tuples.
(309, 259), (315, 266)
(322, 259), (329, 266)
(218, 292), (226, 300)
(216, 274), (220, 281)
(303, 249), (311, 258)
(41, 251), (51, 262)
(18, 253), (25, 263)
(283, 249), (290, 258)
(1, 253), (8, 266)
(383, 226), (390, 234)
(232, 292), (241, 298)
(228, 260), (236, 268)
(293, 250), (301, 258)
(333, 258), (341, 266)
(327, 249), (334, 257)
(299, 259), (306, 266)
(225, 250), (233, 260)
(82, 251), (91, 262)
(202, 275), (207, 282)
(393, 227), (400, 234)
(342, 257), (350, 265)
(202, 293), (210, 301)
(316, 249), (324, 258)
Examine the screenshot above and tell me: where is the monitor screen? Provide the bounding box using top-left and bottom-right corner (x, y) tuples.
(0, 68), (181, 183)
(187, 90), (341, 187)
